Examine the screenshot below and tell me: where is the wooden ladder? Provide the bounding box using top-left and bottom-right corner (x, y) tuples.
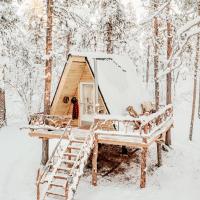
(37, 127), (94, 200)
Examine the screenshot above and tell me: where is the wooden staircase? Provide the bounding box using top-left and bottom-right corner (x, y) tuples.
(36, 125), (94, 200)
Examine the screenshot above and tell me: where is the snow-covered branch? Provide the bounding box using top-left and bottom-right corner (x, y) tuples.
(139, 1), (171, 26)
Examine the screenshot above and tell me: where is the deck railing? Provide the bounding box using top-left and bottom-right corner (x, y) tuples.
(93, 104), (173, 140)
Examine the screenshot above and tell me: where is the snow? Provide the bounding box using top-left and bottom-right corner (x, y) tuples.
(75, 100), (200, 200)
(69, 52), (150, 115)
(0, 95), (200, 200)
(0, 125), (40, 200)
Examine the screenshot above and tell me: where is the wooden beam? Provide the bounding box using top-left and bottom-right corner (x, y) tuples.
(29, 131), (68, 139)
(92, 134), (98, 186)
(98, 138), (147, 148)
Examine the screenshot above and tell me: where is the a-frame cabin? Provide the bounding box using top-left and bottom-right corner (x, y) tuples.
(50, 53), (144, 128)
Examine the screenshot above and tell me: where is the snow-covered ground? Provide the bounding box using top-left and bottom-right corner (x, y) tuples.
(0, 79), (200, 200)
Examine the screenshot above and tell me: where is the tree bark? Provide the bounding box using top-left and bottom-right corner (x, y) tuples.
(165, 4), (173, 146)
(42, 0), (53, 165)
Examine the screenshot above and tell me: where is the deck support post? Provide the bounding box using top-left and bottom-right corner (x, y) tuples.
(64, 183), (69, 200)
(41, 138), (49, 165)
(165, 129), (171, 146)
(156, 142), (162, 167)
(92, 133), (98, 186)
(140, 146), (148, 188)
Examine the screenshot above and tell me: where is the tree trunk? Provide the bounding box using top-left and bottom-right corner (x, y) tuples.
(153, 5), (160, 111)
(189, 1), (200, 141)
(42, 0), (53, 165)
(146, 44), (150, 88)
(0, 66), (6, 128)
(198, 75), (200, 119)
(106, 18), (113, 54)
(152, 0), (162, 166)
(165, 4), (173, 146)
(66, 30), (72, 57)
(0, 89), (6, 128)
(189, 37), (200, 141)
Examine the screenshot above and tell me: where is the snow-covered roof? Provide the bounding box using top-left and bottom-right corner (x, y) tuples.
(69, 52), (148, 115)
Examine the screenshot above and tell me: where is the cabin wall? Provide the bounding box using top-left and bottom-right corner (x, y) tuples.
(50, 56), (108, 127)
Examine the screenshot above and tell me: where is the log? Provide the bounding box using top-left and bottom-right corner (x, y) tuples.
(92, 134), (98, 186)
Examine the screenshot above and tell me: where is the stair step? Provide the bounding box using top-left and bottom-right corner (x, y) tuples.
(57, 167), (71, 172)
(67, 146), (81, 150)
(54, 175), (68, 180)
(63, 152), (78, 157)
(46, 191), (66, 198)
(71, 139), (84, 144)
(61, 160), (75, 165)
(50, 183), (65, 188)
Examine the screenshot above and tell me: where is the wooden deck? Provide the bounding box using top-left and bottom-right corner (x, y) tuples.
(24, 104), (173, 199)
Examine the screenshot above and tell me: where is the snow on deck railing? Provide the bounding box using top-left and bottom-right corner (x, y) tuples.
(93, 104), (173, 138)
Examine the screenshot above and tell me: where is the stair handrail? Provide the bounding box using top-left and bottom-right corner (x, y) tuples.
(36, 119), (72, 185)
(65, 124), (95, 200)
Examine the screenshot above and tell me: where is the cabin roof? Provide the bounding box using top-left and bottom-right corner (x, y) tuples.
(52, 52), (148, 115)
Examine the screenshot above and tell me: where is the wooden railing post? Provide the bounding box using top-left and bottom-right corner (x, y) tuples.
(92, 133), (98, 186)
(156, 142), (162, 167)
(140, 123), (148, 188)
(37, 182), (40, 200)
(165, 108), (172, 146)
(36, 168), (40, 200)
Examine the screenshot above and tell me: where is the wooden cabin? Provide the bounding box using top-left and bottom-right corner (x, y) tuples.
(50, 53), (145, 128)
